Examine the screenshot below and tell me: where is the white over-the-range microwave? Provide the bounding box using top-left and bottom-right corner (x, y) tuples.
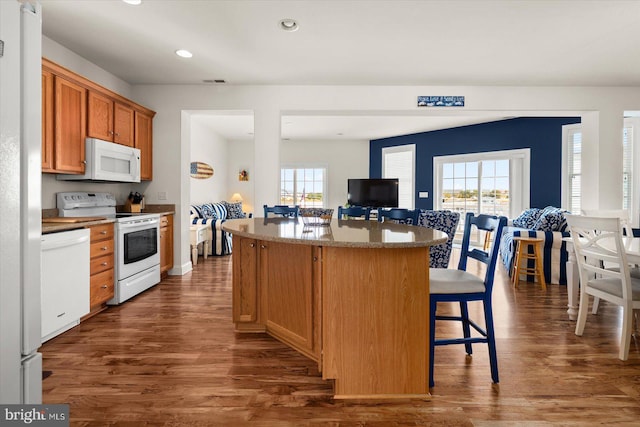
(56, 137), (141, 183)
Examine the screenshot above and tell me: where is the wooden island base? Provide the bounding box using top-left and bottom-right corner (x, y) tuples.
(225, 218), (447, 399)
(323, 246), (429, 399)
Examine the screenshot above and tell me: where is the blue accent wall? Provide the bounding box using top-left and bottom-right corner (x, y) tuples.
(370, 117), (581, 210)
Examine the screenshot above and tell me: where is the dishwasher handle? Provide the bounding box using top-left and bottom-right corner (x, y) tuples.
(41, 234), (90, 251)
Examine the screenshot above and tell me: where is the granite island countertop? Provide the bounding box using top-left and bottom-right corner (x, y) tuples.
(222, 217), (447, 248)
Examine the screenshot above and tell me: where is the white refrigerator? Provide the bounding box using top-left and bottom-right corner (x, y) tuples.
(0, 0), (43, 403)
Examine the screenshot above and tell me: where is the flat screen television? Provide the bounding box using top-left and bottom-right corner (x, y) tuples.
(347, 178), (399, 208)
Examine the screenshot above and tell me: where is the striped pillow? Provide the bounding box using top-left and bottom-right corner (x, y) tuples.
(200, 203), (227, 220)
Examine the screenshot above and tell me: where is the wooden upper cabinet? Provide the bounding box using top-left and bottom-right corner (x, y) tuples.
(113, 103), (134, 147)
(87, 91), (113, 141)
(87, 91), (134, 147)
(135, 111), (153, 180)
(42, 70), (54, 172)
(54, 76), (86, 174)
(43, 58), (154, 176)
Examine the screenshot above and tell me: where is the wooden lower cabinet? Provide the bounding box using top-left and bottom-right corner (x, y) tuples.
(232, 236), (321, 361)
(229, 226), (431, 399)
(90, 269), (114, 308)
(160, 214), (174, 276)
(87, 223), (115, 315)
(232, 237), (258, 323)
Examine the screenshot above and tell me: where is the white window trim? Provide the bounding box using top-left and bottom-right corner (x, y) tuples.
(382, 144), (416, 209)
(561, 123), (581, 213)
(433, 148), (530, 219)
(624, 117), (640, 228)
(627, 118), (640, 227)
(562, 119), (640, 226)
(280, 163), (329, 208)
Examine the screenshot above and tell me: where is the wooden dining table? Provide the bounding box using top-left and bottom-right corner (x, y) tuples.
(564, 236), (640, 320)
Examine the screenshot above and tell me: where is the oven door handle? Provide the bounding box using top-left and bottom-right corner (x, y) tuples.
(118, 218), (159, 229)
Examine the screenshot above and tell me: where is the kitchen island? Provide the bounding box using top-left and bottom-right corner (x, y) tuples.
(222, 217), (447, 399)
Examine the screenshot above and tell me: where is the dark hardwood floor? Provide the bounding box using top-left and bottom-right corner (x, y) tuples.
(42, 251), (640, 426)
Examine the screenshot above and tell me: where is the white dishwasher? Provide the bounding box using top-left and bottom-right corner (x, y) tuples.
(41, 228), (90, 342)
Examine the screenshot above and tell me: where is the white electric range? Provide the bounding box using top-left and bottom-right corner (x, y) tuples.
(57, 192), (161, 304)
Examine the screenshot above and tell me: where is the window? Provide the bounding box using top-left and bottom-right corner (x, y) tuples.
(280, 166), (327, 208)
(624, 117), (640, 226)
(382, 144), (415, 209)
(623, 125), (632, 212)
(563, 118), (639, 225)
(562, 124), (582, 214)
(434, 149), (530, 241)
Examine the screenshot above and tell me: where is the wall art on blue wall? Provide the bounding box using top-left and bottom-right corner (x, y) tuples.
(417, 96), (465, 107)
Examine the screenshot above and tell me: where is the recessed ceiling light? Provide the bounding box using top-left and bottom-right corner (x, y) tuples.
(279, 18), (299, 32)
(122, 0), (142, 5)
(175, 49), (193, 58)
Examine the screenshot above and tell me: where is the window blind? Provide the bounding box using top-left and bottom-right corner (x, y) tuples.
(383, 145), (415, 209)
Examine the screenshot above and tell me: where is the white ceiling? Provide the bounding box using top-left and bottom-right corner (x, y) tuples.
(41, 0), (638, 140)
(189, 112), (511, 142)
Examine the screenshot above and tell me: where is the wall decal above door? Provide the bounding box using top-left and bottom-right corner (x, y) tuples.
(190, 161), (214, 179)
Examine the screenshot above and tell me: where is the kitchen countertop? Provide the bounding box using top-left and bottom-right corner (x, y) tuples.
(42, 217), (115, 234)
(42, 204), (176, 234)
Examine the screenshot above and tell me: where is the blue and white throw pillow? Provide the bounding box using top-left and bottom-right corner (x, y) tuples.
(199, 203), (216, 219)
(532, 206), (568, 231)
(222, 201), (246, 219)
(199, 203), (227, 220)
(513, 208), (542, 229)
(190, 204), (204, 219)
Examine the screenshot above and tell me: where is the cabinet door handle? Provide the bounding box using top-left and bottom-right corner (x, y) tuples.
(101, 246), (108, 251)
(313, 256), (318, 262)
(101, 262), (108, 266)
(100, 230), (107, 235)
(56, 312), (66, 318)
(82, 160), (87, 164)
(260, 244), (266, 249)
(101, 285), (108, 289)
(249, 243), (255, 248)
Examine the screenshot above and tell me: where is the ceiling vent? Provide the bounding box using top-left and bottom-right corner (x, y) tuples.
(203, 79), (226, 84)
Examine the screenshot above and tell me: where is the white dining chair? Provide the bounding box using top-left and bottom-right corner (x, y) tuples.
(581, 209), (637, 314)
(566, 214), (640, 360)
(581, 209), (634, 238)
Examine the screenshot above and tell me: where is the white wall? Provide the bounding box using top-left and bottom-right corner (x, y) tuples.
(41, 175), (144, 210)
(281, 139), (370, 210)
(189, 115), (228, 205)
(227, 139), (255, 215)
(43, 36), (132, 98)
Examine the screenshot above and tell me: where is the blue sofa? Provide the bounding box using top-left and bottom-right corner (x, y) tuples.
(499, 206), (571, 285)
